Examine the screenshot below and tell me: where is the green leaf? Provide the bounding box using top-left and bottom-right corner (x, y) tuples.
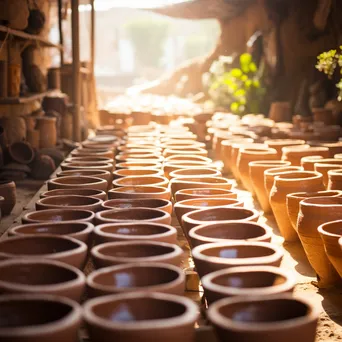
(240, 53), (252, 67)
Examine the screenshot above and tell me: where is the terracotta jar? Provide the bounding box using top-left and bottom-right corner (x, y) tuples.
(113, 168), (163, 179)
(207, 295), (319, 342)
(265, 139), (306, 158)
(91, 240), (183, 269)
(0, 235), (88, 269)
(163, 161), (212, 179)
(175, 188), (237, 202)
(47, 176), (108, 192)
(0, 259), (85, 302)
(93, 222), (177, 245)
(188, 222), (272, 248)
(8, 141), (35, 164)
(314, 163), (342, 188)
(269, 101), (292, 122)
(113, 175), (168, 188)
(169, 167), (222, 180)
(309, 141), (342, 157)
(0, 180), (16, 215)
(297, 197), (342, 287)
(202, 266), (295, 305)
(40, 188), (107, 201)
(312, 107), (335, 125)
(36, 116), (57, 148)
(108, 186), (171, 201)
(237, 147), (278, 193)
(84, 292), (198, 342)
(300, 156), (324, 171)
(87, 262), (185, 297)
(249, 160), (291, 213)
(57, 169), (112, 184)
(282, 146), (330, 166)
(328, 169), (342, 190)
(270, 171), (324, 242)
(286, 190), (342, 231)
(116, 161), (162, 170)
(0, 294), (82, 342)
(192, 241), (283, 278)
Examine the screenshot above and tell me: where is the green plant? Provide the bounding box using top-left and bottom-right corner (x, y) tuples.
(316, 46), (342, 101)
(203, 53), (265, 115)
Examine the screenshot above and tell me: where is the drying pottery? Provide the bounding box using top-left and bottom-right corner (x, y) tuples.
(84, 292), (198, 342)
(163, 161), (212, 179)
(282, 146), (329, 166)
(65, 156), (114, 165)
(314, 163), (342, 188)
(113, 175), (168, 188)
(47, 175), (108, 192)
(87, 262), (185, 297)
(108, 186), (171, 200)
(0, 259), (85, 302)
(116, 161), (162, 170)
(0, 294), (82, 342)
(249, 160), (291, 213)
(265, 139), (306, 158)
(301, 156), (324, 171)
(297, 197), (342, 287)
(95, 208), (172, 225)
(328, 169), (342, 190)
(71, 148), (114, 159)
(0, 234), (87, 269)
(269, 101), (292, 121)
(93, 222), (177, 245)
(57, 169), (112, 184)
(61, 162), (113, 173)
(207, 295), (319, 342)
(113, 168), (163, 179)
(164, 155), (212, 163)
(0, 180), (16, 215)
(116, 153), (163, 164)
(163, 147), (208, 158)
(40, 188), (107, 201)
(91, 240), (183, 269)
(192, 241), (283, 278)
(169, 167), (222, 179)
(202, 266), (295, 304)
(8, 141), (35, 164)
(22, 208), (95, 224)
(270, 171), (324, 241)
(174, 188), (237, 202)
(161, 139), (205, 149)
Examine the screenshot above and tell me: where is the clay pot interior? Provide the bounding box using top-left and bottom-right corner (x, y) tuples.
(102, 198), (171, 213)
(22, 209), (95, 223)
(169, 168), (222, 179)
(8, 141), (35, 164)
(48, 176), (107, 191)
(113, 175), (168, 188)
(116, 162), (162, 170)
(57, 169), (111, 179)
(175, 188), (238, 202)
(108, 186), (170, 200)
(36, 195), (103, 211)
(113, 168), (163, 179)
(40, 188), (106, 201)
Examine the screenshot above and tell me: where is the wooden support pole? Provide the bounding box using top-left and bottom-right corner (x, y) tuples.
(57, 0), (64, 65)
(90, 0), (95, 74)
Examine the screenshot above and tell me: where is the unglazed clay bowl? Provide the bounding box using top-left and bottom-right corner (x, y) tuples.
(188, 222), (272, 248)
(61, 162), (113, 173)
(87, 262), (185, 297)
(207, 295), (319, 342)
(22, 209), (95, 224)
(40, 188), (107, 201)
(113, 168), (163, 180)
(95, 208), (171, 225)
(115, 161), (163, 170)
(265, 139), (306, 158)
(192, 241), (283, 278)
(164, 155), (212, 163)
(175, 188), (238, 202)
(65, 156), (114, 165)
(0, 294), (82, 342)
(108, 186), (171, 200)
(282, 146), (329, 166)
(71, 148), (114, 159)
(163, 147), (208, 158)
(202, 266), (296, 304)
(93, 222), (177, 245)
(163, 161), (212, 179)
(47, 176), (108, 192)
(84, 292), (198, 342)
(0, 235), (88, 269)
(113, 175), (168, 188)
(0, 259), (86, 302)
(169, 168), (222, 180)
(8, 222), (94, 245)
(91, 241), (183, 269)
(36, 195), (103, 212)
(161, 139), (205, 149)
(57, 169), (112, 184)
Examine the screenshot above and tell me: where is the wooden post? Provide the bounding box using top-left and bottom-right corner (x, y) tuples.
(90, 0), (95, 73)
(57, 0), (64, 65)
(71, 0), (81, 141)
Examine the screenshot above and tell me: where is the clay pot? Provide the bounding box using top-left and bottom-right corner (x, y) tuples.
(249, 160), (291, 213)
(94, 222), (177, 245)
(47, 176), (108, 192)
(8, 141), (35, 164)
(297, 197), (342, 287)
(265, 139), (306, 158)
(65, 156), (114, 165)
(91, 241), (183, 269)
(116, 154), (163, 164)
(0, 180), (16, 215)
(164, 155), (212, 163)
(169, 167), (222, 180)
(202, 265), (295, 304)
(309, 141), (342, 157)
(61, 162), (113, 173)
(163, 147), (208, 158)
(188, 222), (272, 248)
(113, 175), (168, 188)
(108, 186), (171, 200)
(192, 241), (283, 278)
(175, 188), (237, 202)
(116, 161), (162, 170)
(0, 294), (82, 342)
(40, 188), (107, 201)
(84, 292), (198, 342)
(0, 235), (87, 269)
(270, 171), (324, 241)
(163, 161), (212, 179)
(282, 146), (330, 166)
(312, 107), (335, 125)
(182, 207), (260, 239)
(328, 169), (342, 190)
(269, 101), (292, 122)
(22, 209), (95, 224)
(314, 163), (342, 187)
(113, 168), (163, 179)
(207, 295), (319, 342)
(286, 190), (342, 231)
(36, 116), (57, 148)
(57, 169), (112, 184)
(301, 156), (324, 171)
(71, 148), (114, 159)
(0, 259), (85, 301)
(161, 139), (205, 149)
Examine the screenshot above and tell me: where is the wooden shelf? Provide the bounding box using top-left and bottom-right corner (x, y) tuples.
(0, 90), (61, 105)
(0, 25), (63, 50)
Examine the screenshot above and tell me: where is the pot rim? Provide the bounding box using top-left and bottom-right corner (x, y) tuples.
(36, 195), (103, 208)
(169, 167), (221, 178)
(65, 156), (114, 163)
(264, 166), (303, 177)
(249, 160), (291, 168)
(116, 162), (162, 169)
(300, 196), (342, 208)
(175, 188), (236, 196)
(49, 175), (107, 186)
(23, 209), (95, 223)
(274, 171), (322, 183)
(109, 186), (170, 195)
(57, 169), (111, 177)
(318, 219), (342, 238)
(112, 175), (168, 187)
(170, 177), (233, 185)
(40, 189), (106, 198)
(101, 198), (171, 211)
(265, 139), (305, 146)
(287, 190), (342, 200)
(174, 198), (243, 211)
(113, 169), (163, 177)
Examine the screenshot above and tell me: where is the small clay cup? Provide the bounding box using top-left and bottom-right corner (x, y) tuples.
(40, 188), (107, 200)
(84, 292), (198, 342)
(113, 168), (163, 179)
(265, 139), (306, 158)
(113, 175), (168, 188)
(192, 241), (283, 278)
(57, 169), (112, 184)
(202, 265), (295, 304)
(91, 240), (183, 269)
(48, 175), (108, 192)
(169, 167), (222, 180)
(175, 188), (237, 202)
(87, 262), (185, 297)
(0, 259), (86, 302)
(328, 169), (342, 190)
(108, 186), (171, 200)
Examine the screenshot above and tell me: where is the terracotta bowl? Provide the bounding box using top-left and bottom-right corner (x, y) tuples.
(22, 209), (95, 224)
(164, 155), (212, 163)
(0, 235), (88, 269)
(116, 161), (163, 170)
(0, 294), (82, 341)
(163, 147), (208, 158)
(95, 208), (172, 226)
(116, 153), (163, 163)
(0, 259), (86, 302)
(71, 148), (114, 159)
(48, 176), (108, 192)
(8, 222), (94, 244)
(65, 156), (114, 165)
(36, 195), (103, 212)
(202, 266), (296, 304)
(94, 222), (177, 245)
(108, 186), (171, 200)
(265, 139), (306, 158)
(91, 240), (183, 269)
(113, 168), (163, 179)
(161, 139), (205, 149)
(169, 168), (222, 180)
(163, 161), (212, 179)
(87, 262), (185, 297)
(192, 241), (283, 278)
(113, 175), (168, 188)
(282, 146), (330, 166)
(207, 295), (319, 342)
(175, 188), (238, 202)
(40, 188), (107, 201)
(188, 222), (272, 248)
(57, 169), (112, 184)
(182, 207), (260, 238)
(61, 162), (113, 173)
(84, 292), (198, 342)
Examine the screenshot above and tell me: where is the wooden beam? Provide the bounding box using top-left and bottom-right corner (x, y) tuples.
(90, 0), (95, 73)
(57, 0), (64, 65)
